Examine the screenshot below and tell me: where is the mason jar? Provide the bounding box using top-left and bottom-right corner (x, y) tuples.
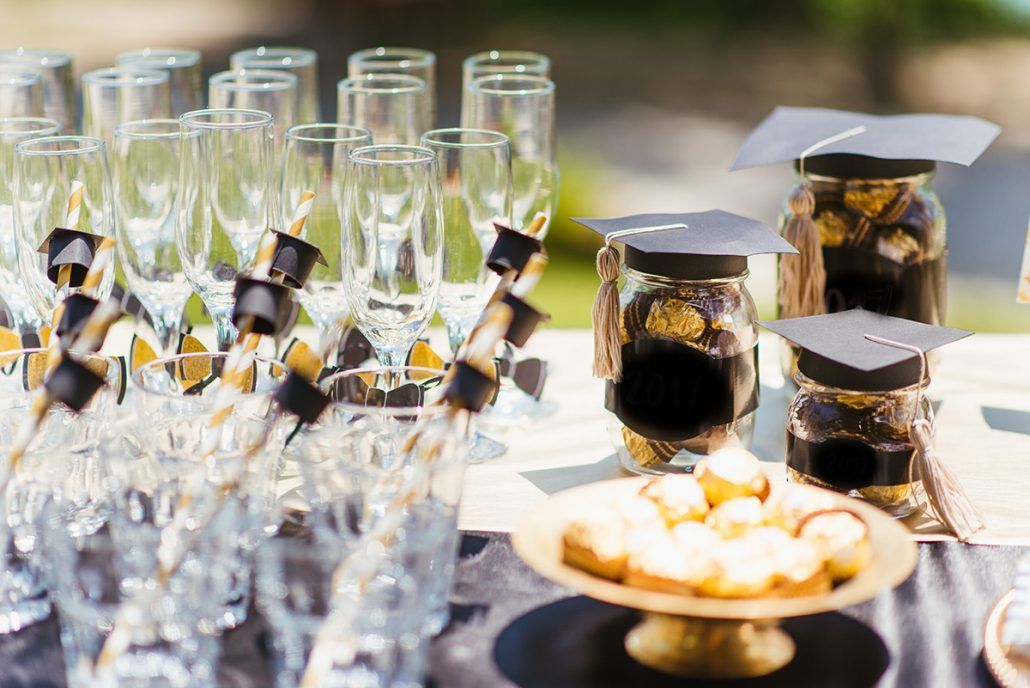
(785, 372), (932, 517)
(779, 155), (947, 378)
(608, 265), (759, 475)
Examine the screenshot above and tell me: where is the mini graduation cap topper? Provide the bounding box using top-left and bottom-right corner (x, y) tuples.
(274, 370), (330, 424)
(45, 356), (106, 412)
(486, 222), (544, 276)
(55, 293), (100, 340)
(500, 292), (549, 348)
(443, 361), (498, 413)
(731, 106), (1000, 176)
(232, 277), (292, 337)
(270, 230), (327, 290)
(36, 227), (106, 287)
(575, 211), (797, 381)
(759, 309), (971, 391)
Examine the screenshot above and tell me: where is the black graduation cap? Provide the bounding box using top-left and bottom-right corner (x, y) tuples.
(36, 228), (106, 287)
(731, 106), (1000, 177)
(759, 309), (971, 391)
(443, 361), (498, 413)
(270, 231), (327, 290)
(501, 292), (549, 348)
(55, 294), (99, 339)
(45, 356), (106, 412)
(274, 371), (331, 424)
(573, 210), (797, 280)
(232, 277), (292, 337)
(486, 223), (544, 276)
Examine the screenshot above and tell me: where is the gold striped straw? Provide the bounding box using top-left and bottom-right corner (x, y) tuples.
(510, 252), (548, 299)
(49, 181), (87, 343)
(526, 211), (548, 237)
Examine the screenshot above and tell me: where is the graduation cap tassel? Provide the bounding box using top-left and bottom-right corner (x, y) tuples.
(778, 183), (826, 319)
(592, 244), (622, 381)
(864, 334), (984, 542)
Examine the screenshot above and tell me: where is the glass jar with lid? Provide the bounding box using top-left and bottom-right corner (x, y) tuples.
(574, 210), (797, 475)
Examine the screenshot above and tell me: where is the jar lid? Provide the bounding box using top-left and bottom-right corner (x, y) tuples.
(793, 154), (935, 179)
(759, 310), (971, 391)
(573, 210), (797, 280)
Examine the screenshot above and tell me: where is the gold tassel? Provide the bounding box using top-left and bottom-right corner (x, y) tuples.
(910, 418), (985, 542)
(592, 245), (622, 381)
(778, 183), (827, 319)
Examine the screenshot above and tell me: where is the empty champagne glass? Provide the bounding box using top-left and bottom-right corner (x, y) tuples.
(461, 50), (550, 85)
(342, 144), (442, 368)
(113, 119), (193, 353)
(177, 108), (276, 350)
(0, 117), (60, 334)
(0, 49), (75, 132)
(116, 48), (203, 116)
(0, 68), (43, 118)
(81, 67), (171, 148)
(13, 135), (117, 322)
(231, 46), (320, 124)
(281, 123), (371, 358)
(337, 74), (429, 145)
(419, 128), (512, 352)
(348, 47), (436, 123)
(209, 69), (298, 154)
(462, 74), (557, 237)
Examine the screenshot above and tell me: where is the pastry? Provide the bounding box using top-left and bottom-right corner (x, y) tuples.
(799, 510), (871, 583)
(763, 484), (836, 535)
(624, 533), (714, 594)
(639, 475), (709, 525)
(562, 511), (630, 581)
(704, 496), (763, 539)
(700, 538), (777, 598)
(695, 447), (770, 506)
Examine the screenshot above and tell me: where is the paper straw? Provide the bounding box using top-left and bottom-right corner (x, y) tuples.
(510, 253), (548, 299)
(526, 211), (547, 236)
(286, 189), (316, 237)
(65, 180), (83, 230)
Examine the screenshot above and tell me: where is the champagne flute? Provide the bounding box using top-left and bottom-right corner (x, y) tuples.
(112, 119), (192, 353)
(230, 47), (320, 124)
(419, 128), (512, 353)
(342, 144), (442, 368)
(336, 74), (429, 145)
(462, 74), (557, 238)
(209, 69), (298, 155)
(81, 67), (171, 148)
(13, 135), (117, 323)
(0, 117), (60, 334)
(116, 48), (203, 116)
(0, 49), (75, 132)
(177, 109), (275, 350)
(281, 123), (372, 358)
(461, 50), (551, 84)
(347, 47), (436, 123)
(0, 68), (43, 118)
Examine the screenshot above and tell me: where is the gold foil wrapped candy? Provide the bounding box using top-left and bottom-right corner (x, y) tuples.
(843, 184), (900, 218)
(815, 210), (849, 247)
(876, 227), (922, 265)
(621, 427), (680, 468)
(645, 297), (705, 342)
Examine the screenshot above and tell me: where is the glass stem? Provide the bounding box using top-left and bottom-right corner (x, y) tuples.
(376, 345), (408, 388)
(152, 312), (182, 355)
(209, 305), (238, 351)
(316, 321), (344, 365)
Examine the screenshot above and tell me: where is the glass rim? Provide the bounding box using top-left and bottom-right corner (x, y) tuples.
(231, 46), (317, 68)
(338, 73), (426, 94)
(81, 66), (169, 86)
(463, 50), (550, 72)
(348, 46), (436, 69)
(15, 135), (105, 156)
(116, 48), (202, 69)
(114, 118), (187, 140)
(131, 351), (289, 398)
(285, 123), (372, 144)
(319, 365), (451, 417)
(0, 116), (60, 137)
(420, 127), (510, 149)
(468, 73), (555, 96)
(0, 48), (73, 67)
(179, 108), (275, 130)
(349, 144), (436, 166)
(0, 68), (42, 86)
(209, 69), (299, 91)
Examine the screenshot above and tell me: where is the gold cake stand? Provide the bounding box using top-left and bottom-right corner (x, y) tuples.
(512, 478), (918, 679)
(984, 590), (1030, 688)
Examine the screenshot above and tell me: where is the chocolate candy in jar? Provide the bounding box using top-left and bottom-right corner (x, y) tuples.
(732, 107), (999, 381)
(760, 309), (971, 516)
(574, 211), (798, 475)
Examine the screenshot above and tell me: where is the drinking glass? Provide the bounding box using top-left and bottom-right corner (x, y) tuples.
(113, 119), (193, 353)
(177, 109), (276, 350)
(420, 128), (512, 352)
(0, 117), (60, 334)
(281, 123), (371, 358)
(462, 74), (557, 237)
(0, 49), (75, 132)
(462, 50), (551, 84)
(231, 47), (320, 124)
(81, 67), (171, 148)
(341, 145), (442, 367)
(13, 135), (117, 323)
(0, 68), (43, 118)
(348, 47), (436, 124)
(116, 48), (203, 117)
(336, 74), (429, 145)
(209, 69), (298, 153)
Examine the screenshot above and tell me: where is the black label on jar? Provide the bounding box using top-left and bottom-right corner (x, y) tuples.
(605, 339), (759, 442)
(822, 247), (946, 323)
(787, 432), (914, 489)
